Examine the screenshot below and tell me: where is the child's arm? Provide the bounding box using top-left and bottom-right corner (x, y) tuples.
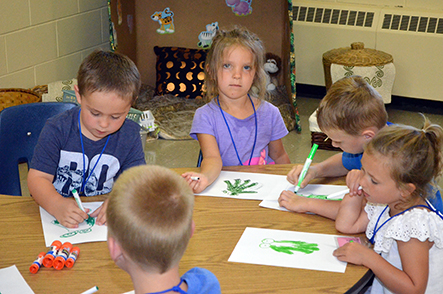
(278, 190), (341, 220)
(268, 139), (290, 164)
(286, 153), (349, 188)
(335, 193), (368, 234)
(27, 168), (89, 228)
(182, 134), (222, 193)
(334, 238), (431, 294)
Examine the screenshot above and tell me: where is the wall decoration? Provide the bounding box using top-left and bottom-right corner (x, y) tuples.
(288, 0), (300, 131)
(107, 0), (117, 51)
(228, 227), (347, 273)
(226, 0), (252, 16)
(151, 7), (175, 34)
(197, 22), (219, 49)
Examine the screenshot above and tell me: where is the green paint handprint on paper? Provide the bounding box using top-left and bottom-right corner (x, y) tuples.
(260, 238), (320, 254)
(52, 215), (95, 238)
(223, 178), (259, 196)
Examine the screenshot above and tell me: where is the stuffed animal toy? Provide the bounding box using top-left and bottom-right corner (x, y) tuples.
(264, 53), (281, 91)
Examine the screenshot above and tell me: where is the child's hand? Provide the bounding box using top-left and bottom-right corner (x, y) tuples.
(53, 198), (90, 229)
(346, 170), (364, 196)
(278, 190), (310, 213)
(333, 241), (373, 266)
(182, 172), (209, 194)
(286, 165), (317, 188)
(90, 198), (108, 226)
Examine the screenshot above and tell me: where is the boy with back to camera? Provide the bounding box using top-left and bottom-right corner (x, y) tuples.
(27, 50), (146, 228)
(278, 75), (443, 217)
(107, 165), (221, 294)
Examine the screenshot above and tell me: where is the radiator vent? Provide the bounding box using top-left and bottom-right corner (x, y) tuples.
(382, 14), (443, 34)
(293, 6), (375, 28)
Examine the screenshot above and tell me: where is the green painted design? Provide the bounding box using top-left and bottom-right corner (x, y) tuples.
(223, 179), (259, 196)
(364, 65), (384, 88)
(260, 238), (319, 254)
(52, 215), (95, 238)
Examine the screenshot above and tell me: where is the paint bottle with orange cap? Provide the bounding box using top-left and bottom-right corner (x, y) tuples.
(29, 252), (46, 274)
(53, 242), (73, 270)
(42, 240), (62, 268)
(65, 246), (80, 268)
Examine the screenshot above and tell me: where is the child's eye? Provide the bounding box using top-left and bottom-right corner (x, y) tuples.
(244, 65), (251, 70)
(371, 178), (378, 185)
(91, 112), (100, 117)
(223, 63), (231, 69)
(111, 116), (121, 120)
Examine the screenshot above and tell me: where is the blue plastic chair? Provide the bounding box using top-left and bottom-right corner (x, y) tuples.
(0, 102), (77, 195)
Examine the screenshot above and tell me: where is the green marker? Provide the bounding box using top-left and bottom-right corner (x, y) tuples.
(294, 143), (319, 193)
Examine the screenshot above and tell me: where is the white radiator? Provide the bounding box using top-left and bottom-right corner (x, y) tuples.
(293, 1), (443, 101)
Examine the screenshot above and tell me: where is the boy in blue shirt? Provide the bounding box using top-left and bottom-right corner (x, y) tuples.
(279, 76), (443, 217)
(107, 165), (221, 294)
(28, 50), (146, 228)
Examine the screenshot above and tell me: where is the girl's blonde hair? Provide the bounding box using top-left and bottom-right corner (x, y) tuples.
(366, 115), (443, 202)
(204, 26), (267, 102)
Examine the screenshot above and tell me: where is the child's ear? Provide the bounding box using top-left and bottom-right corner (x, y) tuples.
(401, 183), (416, 198)
(74, 85), (82, 104)
(361, 127), (377, 140)
(108, 236), (124, 263)
(190, 220), (195, 238)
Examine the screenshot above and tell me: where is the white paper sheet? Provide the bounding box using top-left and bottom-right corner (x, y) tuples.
(40, 202), (108, 247)
(228, 227), (347, 273)
(197, 171), (290, 200)
(0, 265), (35, 294)
(259, 184), (348, 211)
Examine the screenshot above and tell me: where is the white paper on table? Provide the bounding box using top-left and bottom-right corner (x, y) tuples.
(40, 201), (108, 247)
(228, 227), (347, 273)
(196, 171), (290, 200)
(0, 265), (35, 294)
(259, 184), (349, 211)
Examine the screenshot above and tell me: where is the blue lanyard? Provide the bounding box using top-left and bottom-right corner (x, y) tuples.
(217, 95), (257, 166)
(145, 278), (186, 294)
(369, 200), (443, 245)
(77, 109), (110, 194)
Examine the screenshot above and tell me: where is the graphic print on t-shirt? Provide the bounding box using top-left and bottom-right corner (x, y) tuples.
(53, 150), (120, 196)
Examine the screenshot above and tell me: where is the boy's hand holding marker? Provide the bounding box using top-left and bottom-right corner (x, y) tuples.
(72, 189), (108, 226)
(293, 144), (319, 193)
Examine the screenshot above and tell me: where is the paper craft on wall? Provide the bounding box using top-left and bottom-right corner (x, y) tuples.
(0, 265), (35, 294)
(197, 171), (290, 200)
(40, 202), (107, 247)
(151, 7), (175, 34)
(228, 227), (347, 273)
(226, 0), (252, 16)
(197, 22), (219, 49)
(259, 184), (349, 211)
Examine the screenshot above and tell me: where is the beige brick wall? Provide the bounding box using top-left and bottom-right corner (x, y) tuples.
(0, 0), (110, 89)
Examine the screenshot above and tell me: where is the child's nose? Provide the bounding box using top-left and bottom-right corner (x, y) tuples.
(99, 117), (110, 128)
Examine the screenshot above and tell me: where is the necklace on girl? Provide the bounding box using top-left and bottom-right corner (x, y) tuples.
(217, 94), (257, 166)
(77, 109), (110, 194)
(369, 200), (443, 245)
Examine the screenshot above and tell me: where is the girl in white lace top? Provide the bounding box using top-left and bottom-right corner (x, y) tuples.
(333, 115), (443, 294)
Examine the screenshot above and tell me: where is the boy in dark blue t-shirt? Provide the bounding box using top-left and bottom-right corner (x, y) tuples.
(28, 50), (145, 228)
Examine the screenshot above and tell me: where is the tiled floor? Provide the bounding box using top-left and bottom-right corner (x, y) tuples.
(19, 96), (443, 196)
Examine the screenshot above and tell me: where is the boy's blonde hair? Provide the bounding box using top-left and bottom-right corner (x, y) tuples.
(77, 50), (141, 104)
(107, 165), (194, 274)
(204, 26), (267, 101)
(317, 76), (388, 135)
(366, 115), (443, 202)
